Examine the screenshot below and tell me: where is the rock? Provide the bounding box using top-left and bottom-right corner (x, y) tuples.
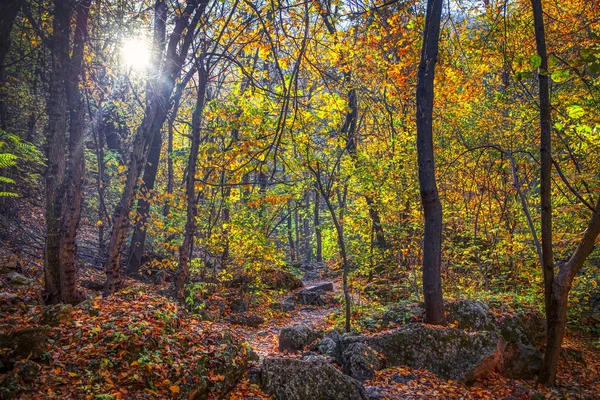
(42, 304), (74, 327)
(230, 298), (249, 313)
(303, 271), (320, 280)
(279, 324), (318, 353)
(0, 292), (18, 304)
(76, 299), (100, 316)
(342, 342), (382, 382)
(264, 270), (304, 291)
(300, 352), (327, 362)
(365, 386), (386, 400)
(390, 373), (418, 384)
(496, 314), (543, 379)
(291, 289), (325, 306)
(358, 323), (501, 382)
(228, 274), (253, 289)
(318, 337), (338, 358)
(8, 326), (51, 361)
(226, 314), (265, 327)
(305, 282), (334, 292)
(13, 360), (41, 384)
(80, 279), (105, 291)
(260, 357), (369, 400)
(446, 299), (496, 331)
(8, 272), (31, 286)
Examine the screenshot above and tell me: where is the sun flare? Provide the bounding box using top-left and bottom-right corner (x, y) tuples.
(121, 37), (151, 71)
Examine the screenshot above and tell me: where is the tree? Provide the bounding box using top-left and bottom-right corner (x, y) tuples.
(44, 0), (91, 304)
(415, 0), (446, 325)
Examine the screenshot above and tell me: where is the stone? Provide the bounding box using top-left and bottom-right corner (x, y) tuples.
(446, 299), (496, 331)
(260, 357), (369, 400)
(8, 272), (31, 286)
(0, 292), (18, 303)
(42, 304), (74, 327)
(496, 314), (543, 379)
(291, 289), (325, 306)
(269, 301), (295, 312)
(390, 373), (418, 384)
(318, 337), (338, 358)
(263, 270), (304, 291)
(80, 279), (105, 291)
(279, 324), (318, 353)
(342, 342), (382, 382)
(225, 314), (265, 327)
(354, 323), (502, 383)
(0, 255), (20, 272)
(9, 326), (51, 361)
(230, 298), (249, 313)
(305, 282), (334, 292)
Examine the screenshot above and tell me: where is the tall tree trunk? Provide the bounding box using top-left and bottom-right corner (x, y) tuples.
(44, 0), (71, 304)
(175, 63), (207, 300)
(126, 124), (163, 276)
(314, 187), (322, 263)
(287, 204), (296, 262)
(0, 0), (22, 130)
(103, 0), (206, 297)
(303, 190), (312, 264)
(530, 0), (555, 325)
(539, 195), (600, 385)
(416, 0), (446, 325)
(44, 0), (90, 305)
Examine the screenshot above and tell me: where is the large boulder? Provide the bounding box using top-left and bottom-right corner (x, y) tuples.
(290, 289), (326, 306)
(264, 270), (304, 291)
(260, 357), (369, 400)
(0, 326), (50, 366)
(496, 313), (544, 379)
(279, 324), (319, 353)
(305, 282), (334, 292)
(42, 304), (74, 327)
(446, 299), (497, 331)
(342, 342), (382, 382)
(7, 272), (31, 286)
(354, 323), (502, 383)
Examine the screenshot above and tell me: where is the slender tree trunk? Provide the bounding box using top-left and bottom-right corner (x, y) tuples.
(0, 0), (22, 130)
(530, 0), (555, 325)
(175, 63), (207, 300)
(539, 195), (600, 385)
(103, 0), (206, 296)
(303, 190), (312, 264)
(314, 187), (322, 263)
(287, 201), (296, 262)
(126, 125), (163, 276)
(44, 0), (71, 304)
(415, 0), (446, 325)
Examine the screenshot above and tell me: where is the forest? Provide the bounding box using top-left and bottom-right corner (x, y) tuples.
(0, 0), (599, 398)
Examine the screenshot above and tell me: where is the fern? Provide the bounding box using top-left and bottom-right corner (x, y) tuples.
(0, 153), (17, 169)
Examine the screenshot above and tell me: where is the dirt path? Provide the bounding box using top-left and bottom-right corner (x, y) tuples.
(241, 277), (340, 358)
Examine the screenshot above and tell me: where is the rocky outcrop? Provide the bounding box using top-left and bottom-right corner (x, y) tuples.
(263, 270), (304, 291)
(446, 299), (496, 331)
(342, 342), (382, 382)
(496, 313), (544, 379)
(342, 323), (502, 383)
(279, 324), (319, 353)
(260, 357), (369, 400)
(0, 325), (50, 366)
(225, 313), (265, 327)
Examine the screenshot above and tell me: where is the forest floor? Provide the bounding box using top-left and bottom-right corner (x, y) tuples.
(1, 254), (600, 399)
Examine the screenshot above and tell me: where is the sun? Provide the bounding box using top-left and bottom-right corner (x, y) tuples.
(121, 37), (151, 72)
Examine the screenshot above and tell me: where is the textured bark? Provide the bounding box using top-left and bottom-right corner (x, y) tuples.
(314, 188), (322, 263)
(104, 0), (206, 297)
(175, 64), (208, 300)
(539, 195), (600, 385)
(530, 0), (555, 328)
(416, 0), (446, 325)
(287, 202), (296, 262)
(0, 0), (22, 130)
(44, 0), (90, 305)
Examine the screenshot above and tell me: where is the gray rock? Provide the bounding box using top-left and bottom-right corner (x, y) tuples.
(446, 299), (496, 331)
(358, 323), (501, 383)
(292, 289), (325, 306)
(496, 314), (543, 379)
(279, 324), (318, 353)
(318, 337), (338, 358)
(260, 357), (369, 400)
(342, 342), (382, 382)
(305, 282), (334, 292)
(390, 373), (417, 384)
(230, 298), (249, 313)
(226, 314), (265, 327)
(42, 304), (74, 327)
(0, 292), (18, 303)
(8, 272), (31, 286)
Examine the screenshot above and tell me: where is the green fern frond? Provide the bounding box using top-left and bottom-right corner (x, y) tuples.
(0, 176), (15, 184)
(0, 191), (18, 197)
(0, 153), (17, 169)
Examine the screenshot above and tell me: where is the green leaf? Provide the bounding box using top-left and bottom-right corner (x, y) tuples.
(566, 105), (585, 119)
(530, 54), (542, 69)
(551, 69), (570, 83)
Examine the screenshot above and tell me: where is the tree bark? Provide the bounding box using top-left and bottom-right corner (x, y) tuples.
(416, 0), (446, 325)
(314, 187), (322, 262)
(539, 195), (600, 385)
(175, 63), (208, 300)
(0, 0), (22, 130)
(103, 0), (206, 297)
(530, 0), (555, 323)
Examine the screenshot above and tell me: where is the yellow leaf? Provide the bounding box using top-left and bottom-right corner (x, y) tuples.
(169, 385), (180, 394)
(68, 371), (78, 377)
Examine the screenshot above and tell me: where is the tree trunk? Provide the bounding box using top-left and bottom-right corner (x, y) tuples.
(0, 0), (22, 130)
(314, 187), (322, 263)
(175, 63), (207, 300)
(103, 0), (206, 297)
(416, 0), (446, 325)
(530, 0), (555, 321)
(539, 195), (600, 385)
(287, 201), (296, 262)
